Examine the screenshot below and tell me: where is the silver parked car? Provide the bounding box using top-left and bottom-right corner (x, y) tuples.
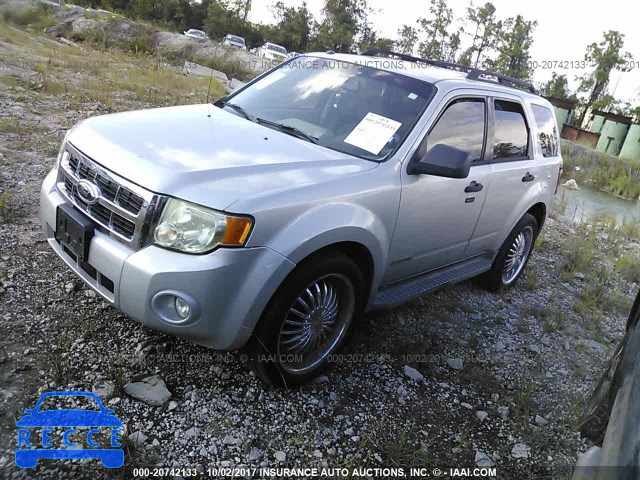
(222, 34), (246, 50)
(183, 29), (207, 41)
(40, 49), (562, 386)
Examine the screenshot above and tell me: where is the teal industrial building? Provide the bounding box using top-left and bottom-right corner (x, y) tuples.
(545, 97), (640, 162)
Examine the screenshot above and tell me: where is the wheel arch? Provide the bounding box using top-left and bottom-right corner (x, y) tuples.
(526, 202), (547, 234)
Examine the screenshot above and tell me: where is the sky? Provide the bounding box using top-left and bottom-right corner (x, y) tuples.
(249, 0), (640, 105)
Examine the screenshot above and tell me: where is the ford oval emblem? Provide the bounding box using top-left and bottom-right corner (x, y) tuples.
(76, 179), (101, 205)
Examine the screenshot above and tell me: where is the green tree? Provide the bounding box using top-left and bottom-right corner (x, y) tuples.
(543, 73), (572, 99)
(445, 28), (461, 63)
(269, 1), (313, 52)
(416, 0), (453, 61)
(396, 25), (418, 55)
(577, 30), (633, 124)
(486, 15), (536, 79)
(357, 25), (394, 52)
(203, 0), (245, 40)
(310, 0), (370, 52)
(459, 2), (499, 67)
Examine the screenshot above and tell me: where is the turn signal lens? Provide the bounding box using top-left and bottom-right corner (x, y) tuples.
(222, 217), (252, 246)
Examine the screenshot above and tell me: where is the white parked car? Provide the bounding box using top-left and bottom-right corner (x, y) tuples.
(256, 42), (288, 62)
(183, 29), (207, 41)
(222, 34), (246, 50)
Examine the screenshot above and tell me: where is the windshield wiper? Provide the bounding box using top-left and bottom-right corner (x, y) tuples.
(256, 118), (319, 144)
(215, 100), (256, 123)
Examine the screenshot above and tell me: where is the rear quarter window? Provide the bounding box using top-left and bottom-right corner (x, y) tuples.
(493, 100), (529, 160)
(531, 104), (559, 157)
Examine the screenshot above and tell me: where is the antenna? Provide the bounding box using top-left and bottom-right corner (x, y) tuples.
(206, 61), (214, 104)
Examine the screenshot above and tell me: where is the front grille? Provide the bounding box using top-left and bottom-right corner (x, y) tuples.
(56, 143), (159, 249)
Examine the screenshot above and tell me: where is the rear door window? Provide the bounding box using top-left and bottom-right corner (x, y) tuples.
(531, 104), (559, 157)
(493, 100), (529, 160)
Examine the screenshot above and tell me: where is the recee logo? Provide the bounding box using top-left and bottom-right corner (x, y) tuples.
(15, 391), (124, 468)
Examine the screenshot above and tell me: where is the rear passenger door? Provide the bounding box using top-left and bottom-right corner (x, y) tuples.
(468, 97), (542, 255)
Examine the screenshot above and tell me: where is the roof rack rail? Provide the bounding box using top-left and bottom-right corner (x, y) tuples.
(361, 48), (537, 95)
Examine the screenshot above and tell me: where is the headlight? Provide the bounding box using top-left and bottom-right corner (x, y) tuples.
(56, 130), (71, 166)
(153, 198), (252, 254)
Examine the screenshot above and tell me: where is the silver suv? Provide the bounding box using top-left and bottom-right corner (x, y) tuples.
(40, 49), (563, 386)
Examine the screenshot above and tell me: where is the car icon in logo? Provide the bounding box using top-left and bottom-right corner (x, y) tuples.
(15, 391), (124, 468)
(76, 179), (101, 205)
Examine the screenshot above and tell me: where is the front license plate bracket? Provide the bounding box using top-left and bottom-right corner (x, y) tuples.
(55, 204), (95, 262)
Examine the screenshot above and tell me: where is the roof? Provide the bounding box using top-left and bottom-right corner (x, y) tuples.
(592, 110), (632, 125)
(544, 96), (576, 110)
(307, 51), (541, 101)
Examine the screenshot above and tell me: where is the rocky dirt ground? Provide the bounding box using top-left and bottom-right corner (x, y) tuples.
(2, 8), (640, 480)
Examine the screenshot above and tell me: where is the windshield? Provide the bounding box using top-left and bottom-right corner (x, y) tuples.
(228, 35), (245, 44)
(267, 44), (287, 54)
(224, 56), (435, 161)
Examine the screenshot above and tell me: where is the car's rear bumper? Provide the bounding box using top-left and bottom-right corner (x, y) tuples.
(40, 167), (296, 350)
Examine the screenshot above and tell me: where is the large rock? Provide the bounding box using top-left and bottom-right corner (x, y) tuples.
(124, 374), (171, 407)
(92, 380), (114, 400)
(229, 78), (246, 91)
(562, 179), (579, 190)
(183, 61), (228, 83)
(71, 17), (97, 35)
(475, 451), (493, 467)
(403, 365), (424, 381)
(511, 443), (531, 459)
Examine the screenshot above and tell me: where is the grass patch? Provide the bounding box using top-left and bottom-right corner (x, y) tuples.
(349, 426), (431, 468)
(0, 74), (22, 88)
(0, 116), (25, 134)
(562, 142), (640, 201)
(0, 190), (12, 222)
(615, 254), (640, 284)
(2, 4), (57, 30)
(524, 269), (538, 290)
(559, 224), (598, 275)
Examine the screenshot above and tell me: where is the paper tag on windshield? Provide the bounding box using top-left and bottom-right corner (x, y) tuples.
(344, 112), (402, 155)
(253, 70), (286, 90)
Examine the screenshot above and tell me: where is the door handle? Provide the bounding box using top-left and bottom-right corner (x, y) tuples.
(464, 181), (483, 193)
(522, 172), (535, 182)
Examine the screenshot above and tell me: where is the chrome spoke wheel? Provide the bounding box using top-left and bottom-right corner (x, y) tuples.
(502, 225), (534, 285)
(277, 273), (354, 374)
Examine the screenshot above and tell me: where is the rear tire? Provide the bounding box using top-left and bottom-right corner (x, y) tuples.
(245, 249), (364, 387)
(483, 213), (538, 292)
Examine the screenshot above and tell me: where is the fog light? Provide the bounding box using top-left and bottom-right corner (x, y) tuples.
(174, 297), (191, 319)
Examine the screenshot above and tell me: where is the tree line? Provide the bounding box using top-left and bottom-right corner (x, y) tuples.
(72, 0), (637, 121)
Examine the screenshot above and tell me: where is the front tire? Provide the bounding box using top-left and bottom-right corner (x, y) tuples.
(484, 213), (538, 292)
(246, 250), (364, 387)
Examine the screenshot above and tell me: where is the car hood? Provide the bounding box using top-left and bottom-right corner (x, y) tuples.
(67, 104), (377, 210)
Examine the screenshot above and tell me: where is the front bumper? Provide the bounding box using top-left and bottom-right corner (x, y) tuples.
(40, 168), (295, 350)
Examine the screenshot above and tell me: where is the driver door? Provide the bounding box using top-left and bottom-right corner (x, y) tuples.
(384, 95), (491, 284)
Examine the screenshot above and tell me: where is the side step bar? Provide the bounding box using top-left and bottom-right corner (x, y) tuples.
(372, 253), (494, 310)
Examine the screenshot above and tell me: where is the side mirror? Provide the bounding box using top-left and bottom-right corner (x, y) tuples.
(407, 143), (471, 179)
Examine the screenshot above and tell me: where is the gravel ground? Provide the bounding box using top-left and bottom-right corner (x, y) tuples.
(1, 14), (640, 480)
